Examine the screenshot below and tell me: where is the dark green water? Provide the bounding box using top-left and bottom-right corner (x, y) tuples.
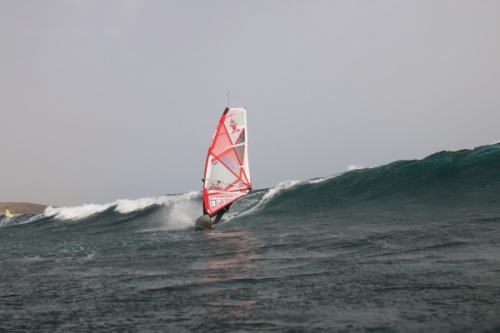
(1, 143), (499, 332)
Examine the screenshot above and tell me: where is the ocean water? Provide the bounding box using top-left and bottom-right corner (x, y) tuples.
(1, 143), (499, 332)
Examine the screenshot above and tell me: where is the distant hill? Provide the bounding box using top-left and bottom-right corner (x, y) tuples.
(0, 202), (48, 215)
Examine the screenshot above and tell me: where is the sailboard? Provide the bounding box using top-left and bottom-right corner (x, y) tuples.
(195, 107), (252, 230)
(5, 209), (13, 218)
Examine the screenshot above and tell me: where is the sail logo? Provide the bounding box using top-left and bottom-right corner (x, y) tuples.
(209, 199), (226, 207)
(229, 118), (240, 134)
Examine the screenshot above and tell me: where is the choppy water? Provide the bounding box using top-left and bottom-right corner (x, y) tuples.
(1, 143), (500, 332)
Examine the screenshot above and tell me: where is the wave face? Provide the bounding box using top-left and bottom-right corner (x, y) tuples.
(231, 142), (500, 231)
(1, 143), (499, 332)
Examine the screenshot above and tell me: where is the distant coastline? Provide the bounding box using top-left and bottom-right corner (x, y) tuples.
(0, 202), (48, 215)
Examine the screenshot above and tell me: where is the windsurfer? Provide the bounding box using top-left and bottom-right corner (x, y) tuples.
(195, 107), (250, 230)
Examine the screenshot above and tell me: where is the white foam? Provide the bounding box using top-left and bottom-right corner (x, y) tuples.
(114, 191), (198, 214)
(44, 203), (112, 221)
(114, 197), (164, 214)
(307, 173), (343, 184)
(347, 164), (365, 171)
(262, 180), (300, 202)
(164, 199), (199, 230)
(44, 191), (201, 221)
(238, 180), (300, 217)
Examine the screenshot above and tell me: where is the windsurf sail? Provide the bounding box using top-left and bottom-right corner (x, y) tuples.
(5, 209), (13, 218)
(202, 107), (252, 217)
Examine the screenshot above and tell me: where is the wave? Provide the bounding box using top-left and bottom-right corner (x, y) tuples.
(240, 142), (500, 223)
(44, 191), (199, 221)
(2, 143), (499, 231)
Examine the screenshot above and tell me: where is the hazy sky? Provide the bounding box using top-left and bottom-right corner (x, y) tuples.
(1, 1), (499, 206)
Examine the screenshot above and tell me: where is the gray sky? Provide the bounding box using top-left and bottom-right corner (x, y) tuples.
(1, 0), (499, 206)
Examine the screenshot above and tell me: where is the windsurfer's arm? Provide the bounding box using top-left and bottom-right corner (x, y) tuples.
(213, 213), (223, 224)
(213, 204), (232, 224)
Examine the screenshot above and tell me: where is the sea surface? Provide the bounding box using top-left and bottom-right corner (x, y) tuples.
(1, 143), (500, 332)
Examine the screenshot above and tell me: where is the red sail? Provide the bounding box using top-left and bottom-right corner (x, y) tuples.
(202, 108), (251, 217)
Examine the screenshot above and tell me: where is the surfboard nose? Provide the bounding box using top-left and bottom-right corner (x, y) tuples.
(195, 215), (212, 230)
